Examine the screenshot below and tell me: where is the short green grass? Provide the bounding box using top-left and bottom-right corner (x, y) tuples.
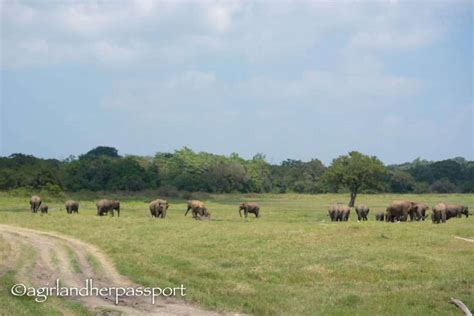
(64, 246), (82, 274)
(0, 193), (473, 315)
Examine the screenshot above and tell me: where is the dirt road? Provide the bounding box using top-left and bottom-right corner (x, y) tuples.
(0, 224), (225, 315)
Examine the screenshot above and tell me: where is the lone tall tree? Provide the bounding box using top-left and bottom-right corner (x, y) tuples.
(322, 151), (386, 207)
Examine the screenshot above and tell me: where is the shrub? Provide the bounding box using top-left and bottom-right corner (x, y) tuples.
(430, 178), (457, 193)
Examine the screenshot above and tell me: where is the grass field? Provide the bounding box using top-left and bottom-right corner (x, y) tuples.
(0, 192), (473, 315)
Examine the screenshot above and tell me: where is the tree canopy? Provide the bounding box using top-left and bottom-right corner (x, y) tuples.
(0, 147), (472, 195)
(321, 151), (387, 206)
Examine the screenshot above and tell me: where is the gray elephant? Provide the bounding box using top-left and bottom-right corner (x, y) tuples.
(327, 205), (339, 222)
(65, 200), (79, 214)
(432, 203), (447, 224)
(185, 200), (210, 220)
(413, 203), (429, 221)
(149, 199), (169, 218)
(30, 195), (42, 213)
(375, 211), (385, 221)
(355, 204), (370, 221)
(385, 200), (417, 222)
(239, 202), (260, 218)
(96, 199), (120, 217)
(328, 204), (350, 222)
(39, 204), (48, 214)
(445, 204), (470, 218)
(338, 205), (351, 221)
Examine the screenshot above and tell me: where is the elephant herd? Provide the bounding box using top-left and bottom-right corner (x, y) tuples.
(30, 196), (120, 216)
(29, 195), (470, 224)
(328, 200), (470, 224)
(28, 196), (261, 220)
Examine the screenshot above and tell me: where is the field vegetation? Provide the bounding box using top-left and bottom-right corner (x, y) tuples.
(0, 192), (472, 315)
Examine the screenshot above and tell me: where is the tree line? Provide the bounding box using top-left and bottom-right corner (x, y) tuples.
(1, 146), (472, 199)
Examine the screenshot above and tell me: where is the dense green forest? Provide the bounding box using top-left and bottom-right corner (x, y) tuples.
(0, 146), (472, 195)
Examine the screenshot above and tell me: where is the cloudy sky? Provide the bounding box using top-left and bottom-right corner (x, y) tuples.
(1, 0), (472, 164)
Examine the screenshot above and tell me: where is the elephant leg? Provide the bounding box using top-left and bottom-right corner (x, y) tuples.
(239, 209), (243, 217)
(244, 209), (248, 218)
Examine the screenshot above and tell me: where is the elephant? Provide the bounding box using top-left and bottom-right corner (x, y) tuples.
(198, 207), (211, 220)
(149, 199), (169, 218)
(413, 203), (429, 221)
(445, 204), (470, 218)
(185, 200), (210, 220)
(328, 204), (350, 221)
(385, 200), (417, 222)
(239, 202), (260, 218)
(337, 205), (351, 221)
(327, 205), (339, 222)
(432, 203), (447, 224)
(355, 204), (370, 221)
(65, 200), (79, 214)
(30, 195), (42, 213)
(375, 211), (385, 221)
(39, 204), (48, 214)
(96, 199), (120, 217)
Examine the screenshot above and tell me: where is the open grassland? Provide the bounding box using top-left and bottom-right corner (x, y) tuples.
(0, 193), (473, 315)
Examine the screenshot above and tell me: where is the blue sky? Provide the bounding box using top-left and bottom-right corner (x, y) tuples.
(1, 0), (472, 164)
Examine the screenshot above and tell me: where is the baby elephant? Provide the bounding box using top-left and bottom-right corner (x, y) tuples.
(375, 211), (385, 221)
(355, 204), (370, 221)
(40, 204), (49, 214)
(239, 202), (260, 218)
(65, 200), (79, 214)
(149, 199), (169, 219)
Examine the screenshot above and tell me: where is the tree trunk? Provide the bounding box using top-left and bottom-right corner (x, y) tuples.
(349, 191), (357, 207)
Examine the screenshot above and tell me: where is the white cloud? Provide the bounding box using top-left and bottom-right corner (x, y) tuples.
(205, 2), (243, 33)
(1, 0), (460, 69)
(349, 29), (440, 52)
(93, 41), (142, 64)
(101, 69), (424, 124)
